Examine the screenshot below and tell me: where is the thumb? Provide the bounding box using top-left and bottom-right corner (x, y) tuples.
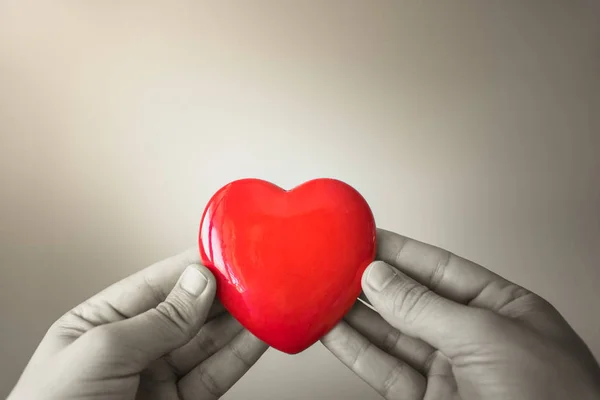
(362, 261), (498, 355)
(92, 264), (216, 368)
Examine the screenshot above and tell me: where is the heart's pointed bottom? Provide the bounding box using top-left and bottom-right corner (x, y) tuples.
(249, 315), (346, 355)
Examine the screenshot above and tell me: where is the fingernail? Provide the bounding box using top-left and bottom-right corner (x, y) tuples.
(180, 266), (208, 297)
(366, 261), (396, 291)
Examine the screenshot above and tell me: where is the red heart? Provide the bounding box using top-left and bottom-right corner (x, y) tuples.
(198, 178), (376, 354)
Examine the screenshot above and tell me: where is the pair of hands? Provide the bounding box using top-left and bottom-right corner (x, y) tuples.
(8, 229), (600, 400)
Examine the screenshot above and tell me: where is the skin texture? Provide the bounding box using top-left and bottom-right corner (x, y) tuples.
(7, 228), (600, 399)
(7, 248), (268, 400)
(321, 228), (600, 400)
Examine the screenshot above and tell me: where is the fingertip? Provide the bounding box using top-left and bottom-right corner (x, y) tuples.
(192, 263), (216, 282)
(321, 319), (342, 338)
(179, 264), (216, 297)
(246, 331), (270, 354)
(362, 261), (397, 292)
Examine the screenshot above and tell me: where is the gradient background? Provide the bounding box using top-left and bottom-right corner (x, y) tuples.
(1, 1), (599, 399)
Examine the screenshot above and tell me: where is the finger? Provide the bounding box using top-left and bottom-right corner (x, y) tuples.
(376, 229), (569, 339)
(420, 350), (458, 399)
(343, 302), (458, 393)
(74, 264), (217, 371)
(178, 329), (269, 400)
(39, 251), (217, 366)
(321, 321), (426, 400)
(376, 228), (526, 308)
(135, 372), (179, 400)
(65, 248), (202, 327)
(344, 301), (435, 374)
(165, 313), (244, 376)
(363, 261), (497, 355)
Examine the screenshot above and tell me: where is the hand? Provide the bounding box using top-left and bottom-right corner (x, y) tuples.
(322, 229), (600, 399)
(8, 249), (268, 400)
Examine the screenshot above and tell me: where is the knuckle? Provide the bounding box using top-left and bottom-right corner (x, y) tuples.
(382, 328), (402, 354)
(154, 299), (196, 339)
(493, 284), (562, 322)
(390, 282), (435, 323)
(197, 363), (226, 398)
(390, 236), (409, 266)
(350, 341), (373, 370)
(429, 250), (452, 291)
(48, 316), (81, 339)
(422, 349), (440, 374)
(381, 362), (405, 398)
(527, 293), (556, 313)
(49, 307), (97, 340)
(142, 275), (169, 304)
(182, 329), (215, 364)
(380, 361), (426, 400)
(493, 283), (532, 312)
(195, 330), (217, 356)
(510, 292), (563, 323)
(227, 340), (253, 368)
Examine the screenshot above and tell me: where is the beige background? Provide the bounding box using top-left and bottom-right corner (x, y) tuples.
(1, 1), (599, 399)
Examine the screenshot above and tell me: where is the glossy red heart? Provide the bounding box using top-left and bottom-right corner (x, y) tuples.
(198, 178), (376, 354)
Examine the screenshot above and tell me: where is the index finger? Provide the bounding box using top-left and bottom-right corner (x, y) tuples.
(79, 249), (226, 323)
(82, 247), (202, 318)
(375, 228), (520, 306)
(34, 248), (209, 364)
(178, 329), (269, 400)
